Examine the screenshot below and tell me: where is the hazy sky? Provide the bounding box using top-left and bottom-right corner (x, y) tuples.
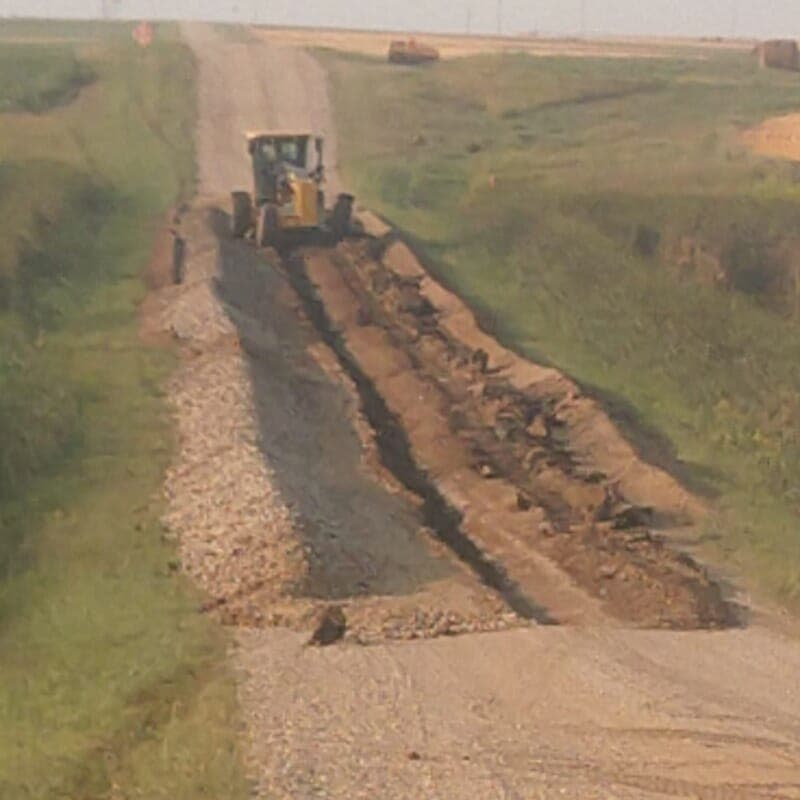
(2, 0), (799, 39)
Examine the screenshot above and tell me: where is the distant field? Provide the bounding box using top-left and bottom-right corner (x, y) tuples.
(257, 25), (755, 61)
(322, 46), (800, 605)
(0, 23), (247, 800)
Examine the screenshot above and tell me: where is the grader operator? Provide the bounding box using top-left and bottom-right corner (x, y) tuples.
(231, 130), (354, 247)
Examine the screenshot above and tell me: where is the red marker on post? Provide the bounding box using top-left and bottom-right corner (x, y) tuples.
(132, 21), (154, 48)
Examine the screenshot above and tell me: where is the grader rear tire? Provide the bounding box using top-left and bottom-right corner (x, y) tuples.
(231, 191), (252, 238)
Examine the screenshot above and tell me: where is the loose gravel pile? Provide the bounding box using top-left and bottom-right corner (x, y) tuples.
(158, 214), (311, 627)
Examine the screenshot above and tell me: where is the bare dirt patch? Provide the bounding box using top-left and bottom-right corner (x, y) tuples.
(743, 113), (800, 161)
(138, 216), (173, 337)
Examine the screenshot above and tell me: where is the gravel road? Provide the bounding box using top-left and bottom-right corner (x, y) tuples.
(177, 23), (800, 799)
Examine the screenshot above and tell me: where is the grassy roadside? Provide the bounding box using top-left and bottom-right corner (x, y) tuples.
(0, 23), (248, 799)
(322, 48), (800, 605)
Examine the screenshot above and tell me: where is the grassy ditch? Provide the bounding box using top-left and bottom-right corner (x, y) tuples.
(322, 48), (800, 604)
(0, 44), (94, 112)
(0, 24), (248, 800)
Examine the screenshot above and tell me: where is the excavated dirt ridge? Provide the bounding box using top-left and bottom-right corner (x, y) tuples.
(283, 228), (737, 631)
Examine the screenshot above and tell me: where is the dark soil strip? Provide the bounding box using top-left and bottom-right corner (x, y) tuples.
(283, 250), (556, 625)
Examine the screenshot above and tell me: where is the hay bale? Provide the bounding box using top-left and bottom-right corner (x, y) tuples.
(757, 40), (799, 71)
(388, 39), (440, 65)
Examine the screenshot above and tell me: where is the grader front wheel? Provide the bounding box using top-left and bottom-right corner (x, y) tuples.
(231, 191), (252, 238)
(329, 193), (355, 242)
(256, 204), (280, 248)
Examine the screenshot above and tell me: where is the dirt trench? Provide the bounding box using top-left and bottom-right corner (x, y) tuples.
(278, 231), (736, 631)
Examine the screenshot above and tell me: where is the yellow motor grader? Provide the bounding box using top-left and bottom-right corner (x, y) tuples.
(231, 130), (354, 247)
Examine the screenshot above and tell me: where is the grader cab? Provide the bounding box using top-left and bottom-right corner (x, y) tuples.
(231, 130), (354, 247)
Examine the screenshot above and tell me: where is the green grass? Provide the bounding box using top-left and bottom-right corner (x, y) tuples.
(0, 25), (248, 800)
(0, 18), (148, 42)
(322, 48), (800, 604)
